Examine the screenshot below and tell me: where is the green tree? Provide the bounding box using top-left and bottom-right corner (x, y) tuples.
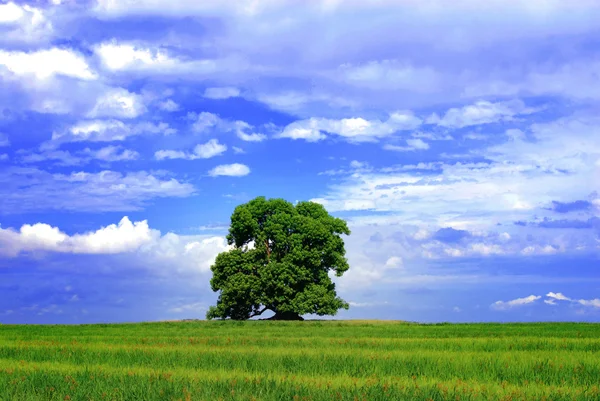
(206, 196), (351, 320)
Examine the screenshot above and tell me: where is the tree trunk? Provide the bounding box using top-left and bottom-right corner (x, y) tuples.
(263, 311), (304, 321)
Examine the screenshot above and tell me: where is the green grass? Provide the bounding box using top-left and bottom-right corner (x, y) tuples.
(0, 321), (599, 400)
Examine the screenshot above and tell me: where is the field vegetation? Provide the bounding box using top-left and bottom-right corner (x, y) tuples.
(0, 321), (599, 400)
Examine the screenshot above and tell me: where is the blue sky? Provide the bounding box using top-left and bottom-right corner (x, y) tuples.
(0, 0), (599, 324)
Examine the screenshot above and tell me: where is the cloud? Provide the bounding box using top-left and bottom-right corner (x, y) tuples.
(208, 163), (250, 177)
(278, 112), (422, 143)
(0, 168), (195, 213)
(383, 138), (430, 152)
(204, 87), (241, 99)
(549, 200), (592, 214)
(384, 256), (403, 269)
(432, 227), (471, 243)
(0, 2), (53, 43)
(20, 146), (139, 166)
(189, 112), (267, 142)
(0, 48), (95, 80)
(87, 88), (147, 119)
(95, 41), (182, 72)
(428, 100), (535, 129)
(49, 120), (176, 147)
(0, 217), (155, 256)
(337, 60), (440, 92)
(0, 133), (9, 147)
(491, 295), (541, 310)
(155, 139), (227, 160)
(0, 217), (231, 275)
(547, 292), (571, 301)
(311, 113), (600, 243)
(82, 146), (140, 162)
(157, 99), (179, 112)
(93, 41), (220, 76)
(543, 292), (600, 309)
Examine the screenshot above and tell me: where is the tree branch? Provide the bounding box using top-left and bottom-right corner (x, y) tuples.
(249, 307), (269, 318)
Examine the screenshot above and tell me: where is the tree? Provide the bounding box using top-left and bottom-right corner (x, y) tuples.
(206, 196), (351, 320)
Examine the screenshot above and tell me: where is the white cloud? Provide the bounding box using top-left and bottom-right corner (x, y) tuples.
(0, 154), (8, 161)
(20, 146), (139, 165)
(204, 87), (241, 99)
(208, 163), (250, 177)
(0, 48), (95, 80)
(191, 112), (220, 133)
(491, 295), (541, 310)
(87, 88), (147, 119)
(21, 149), (85, 166)
(338, 60), (440, 92)
(546, 292), (571, 301)
(432, 100), (535, 129)
(95, 41), (180, 72)
(383, 138), (430, 152)
(278, 112), (421, 143)
(82, 146), (140, 162)
(232, 121), (267, 142)
(543, 292), (600, 309)
(578, 299), (600, 308)
(349, 160), (368, 169)
(155, 139), (227, 160)
(50, 120), (176, 146)
(94, 41), (218, 76)
(311, 113), (600, 244)
(384, 256), (403, 269)
(232, 146), (245, 154)
(0, 217), (230, 275)
(0, 217), (154, 256)
(158, 99), (179, 112)
(0, 2), (53, 43)
(0, 168), (195, 213)
(189, 112), (267, 142)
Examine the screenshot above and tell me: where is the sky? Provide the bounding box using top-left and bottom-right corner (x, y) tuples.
(0, 0), (599, 324)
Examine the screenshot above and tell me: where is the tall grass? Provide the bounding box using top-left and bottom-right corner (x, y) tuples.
(0, 321), (598, 400)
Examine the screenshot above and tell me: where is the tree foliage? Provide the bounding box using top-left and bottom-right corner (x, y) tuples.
(206, 196), (351, 320)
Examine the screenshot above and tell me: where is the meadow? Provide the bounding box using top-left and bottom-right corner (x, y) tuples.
(0, 321), (599, 400)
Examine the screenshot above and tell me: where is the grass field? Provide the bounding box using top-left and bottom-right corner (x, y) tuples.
(0, 321), (599, 400)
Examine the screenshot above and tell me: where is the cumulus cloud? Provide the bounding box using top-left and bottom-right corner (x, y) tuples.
(491, 295), (541, 310)
(278, 112), (422, 143)
(189, 112), (267, 142)
(0, 2), (53, 43)
(0, 48), (95, 80)
(157, 99), (179, 112)
(155, 139), (227, 160)
(0, 217), (230, 275)
(87, 88), (147, 119)
(93, 41), (221, 76)
(0, 217), (155, 256)
(208, 163), (250, 177)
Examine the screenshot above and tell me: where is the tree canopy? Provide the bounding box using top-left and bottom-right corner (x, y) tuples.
(206, 196), (351, 320)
